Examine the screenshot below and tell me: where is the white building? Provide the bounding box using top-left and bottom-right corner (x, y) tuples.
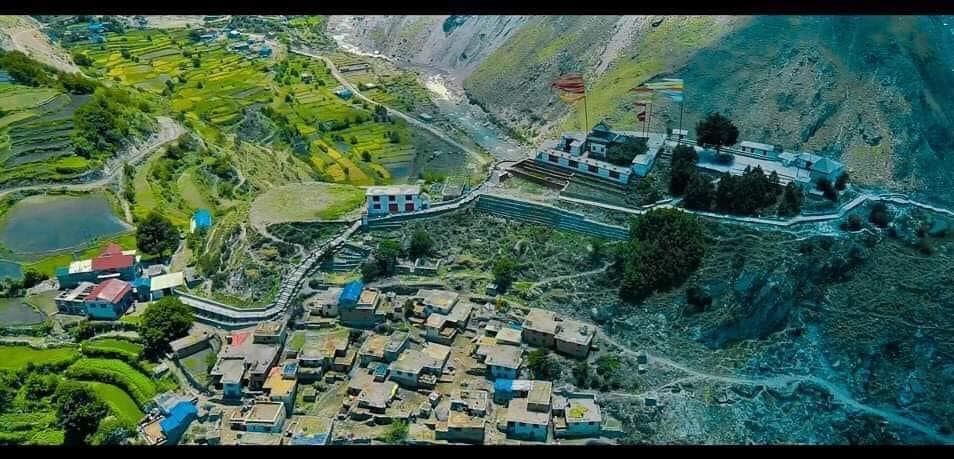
(365, 185), (429, 217)
(535, 121), (660, 185)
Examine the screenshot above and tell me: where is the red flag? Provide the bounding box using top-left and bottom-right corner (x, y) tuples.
(552, 74), (586, 94)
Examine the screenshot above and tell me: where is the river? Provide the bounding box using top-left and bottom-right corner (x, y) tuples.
(327, 17), (528, 162)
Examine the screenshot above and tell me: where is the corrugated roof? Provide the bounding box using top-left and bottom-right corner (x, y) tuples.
(86, 279), (131, 304)
(150, 272), (185, 291)
(192, 209), (213, 227)
(160, 401), (197, 434)
(91, 243), (135, 271)
(365, 185), (421, 196)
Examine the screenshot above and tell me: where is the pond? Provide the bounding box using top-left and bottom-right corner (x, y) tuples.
(0, 193), (128, 255)
(0, 297), (46, 326)
(0, 260), (22, 280)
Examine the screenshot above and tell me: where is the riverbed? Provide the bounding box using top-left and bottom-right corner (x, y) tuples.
(0, 193), (129, 255)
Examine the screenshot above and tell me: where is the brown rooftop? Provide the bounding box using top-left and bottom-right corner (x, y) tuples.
(528, 381), (552, 409)
(524, 308), (557, 335)
(357, 381), (398, 409)
(555, 319), (595, 346)
(484, 345), (522, 369)
(358, 289), (380, 306)
(506, 398), (550, 426)
(246, 402), (283, 424)
(447, 410), (486, 429)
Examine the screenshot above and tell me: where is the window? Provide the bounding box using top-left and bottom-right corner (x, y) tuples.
(548, 154), (559, 163)
(588, 165), (598, 174)
(405, 203), (415, 211)
(372, 195), (380, 202)
(372, 203), (381, 210)
(389, 195), (396, 201)
(388, 204), (398, 212)
(609, 170), (619, 179)
(405, 194), (413, 200)
(568, 160), (578, 168)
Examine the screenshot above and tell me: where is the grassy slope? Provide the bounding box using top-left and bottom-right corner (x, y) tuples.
(249, 182), (364, 227)
(0, 345), (78, 370)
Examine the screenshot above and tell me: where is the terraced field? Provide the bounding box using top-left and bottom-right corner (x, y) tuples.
(0, 83), (93, 186)
(65, 358), (159, 406)
(0, 344), (79, 370)
(83, 381), (145, 425)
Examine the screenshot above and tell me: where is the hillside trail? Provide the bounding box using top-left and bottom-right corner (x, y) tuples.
(596, 330), (954, 444)
(0, 117), (185, 199)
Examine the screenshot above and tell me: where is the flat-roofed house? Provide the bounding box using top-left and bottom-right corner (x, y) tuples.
(230, 401), (286, 433)
(169, 332), (212, 359)
(84, 278), (134, 320)
(388, 344), (449, 389)
(484, 345), (522, 380)
(262, 366), (297, 414)
(359, 332), (409, 365)
(436, 410), (486, 444)
(505, 398), (550, 442)
(355, 381), (398, 414)
(561, 396), (602, 438)
(339, 283), (385, 328)
(425, 313), (456, 344)
(522, 308), (558, 348)
(210, 357), (246, 399)
(554, 320), (595, 359)
(56, 243), (139, 289)
(211, 329), (282, 396)
(417, 289), (459, 316)
(366, 185), (429, 217)
(253, 320), (287, 344)
(495, 327), (522, 346)
(450, 389), (490, 417)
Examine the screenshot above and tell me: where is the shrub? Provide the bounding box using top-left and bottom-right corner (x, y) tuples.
(619, 208), (706, 301)
(869, 203), (891, 227)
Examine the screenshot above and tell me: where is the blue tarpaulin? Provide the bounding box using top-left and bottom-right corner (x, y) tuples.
(291, 433), (329, 445)
(338, 280), (364, 305)
(192, 209), (213, 229)
(159, 401), (197, 444)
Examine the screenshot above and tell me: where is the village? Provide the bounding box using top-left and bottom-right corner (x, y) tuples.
(27, 115), (850, 446)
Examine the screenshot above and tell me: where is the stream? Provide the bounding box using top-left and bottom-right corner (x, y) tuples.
(327, 17), (528, 162)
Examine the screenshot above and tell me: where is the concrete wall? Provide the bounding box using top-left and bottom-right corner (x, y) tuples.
(475, 195), (630, 241)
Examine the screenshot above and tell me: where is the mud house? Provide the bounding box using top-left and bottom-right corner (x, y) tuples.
(297, 330), (349, 371)
(553, 393), (603, 438)
(355, 381), (399, 415)
(230, 401), (286, 433)
(210, 329), (282, 398)
(416, 289), (460, 316)
(359, 332), (409, 365)
(365, 185), (430, 217)
(504, 380), (552, 442)
(338, 282), (386, 328)
(483, 344), (523, 380)
(262, 365), (297, 414)
(425, 313), (457, 344)
(254, 320), (287, 344)
(522, 308), (595, 358)
(389, 344), (450, 389)
(56, 243), (139, 288)
(495, 326), (523, 347)
(436, 410), (486, 444)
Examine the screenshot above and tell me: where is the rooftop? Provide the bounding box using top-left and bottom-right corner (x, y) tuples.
(426, 313), (449, 329)
(169, 332), (210, 352)
(418, 289), (459, 312)
(507, 398), (550, 426)
(366, 185), (421, 196)
(357, 289), (380, 307)
(150, 272), (184, 292)
(91, 243), (135, 271)
(357, 381), (398, 409)
(528, 381), (553, 409)
(422, 343), (451, 366)
(447, 302), (473, 324)
(495, 327), (522, 346)
(86, 279), (132, 304)
(56, 282), (95, 302)
(484, 345), (522, 370)
(740, 140), (778, 152)
(339, 280), (364, 304)
(246, 402), (284, 424)
(262, 366), (296, 398)
(555, 319), (595, 346)
(67, 259), (93, 275)
(447, 410), (486, 429)
(254, 320), (285, 336)
(391, 349), (437, 375)
(523, 308), (558, 335)
(211, 357), (246, 384)
(451, 390), (489, 413)
(566, 398), (602, 424)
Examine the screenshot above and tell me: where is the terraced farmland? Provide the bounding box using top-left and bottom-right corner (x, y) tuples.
(0, 83), (93, 186)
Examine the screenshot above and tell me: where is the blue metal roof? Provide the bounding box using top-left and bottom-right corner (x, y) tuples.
(192, 209), (213, 228)
(338, 280), (364, 304)
(494, 379), (514, 394)
(291, 433), (329, 445)
(134, 277), (151, 289)
(160, 401), (197, 434)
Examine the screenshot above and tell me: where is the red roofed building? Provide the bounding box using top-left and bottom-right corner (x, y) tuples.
(84, 278), (134, 320)
(91, 243), (136, 272)
(57, 243), (139, 289)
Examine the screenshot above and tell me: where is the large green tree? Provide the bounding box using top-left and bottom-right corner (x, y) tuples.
(54, 381), (109, 445)
(408, 229), (434, 259)
(140, 296), (194, 355)
(669, 144), (699, 195)
(695, 112), (739, 155)
(606, 137), (648, 167)
(683, 173), (714, 210)
(492, 256), (518, 291)
(619, 208), (706, 301)
(136, 211), (180, 257)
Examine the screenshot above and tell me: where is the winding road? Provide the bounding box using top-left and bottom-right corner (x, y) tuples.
(0, 116), (185, 199)
(596, 330), (953, 444)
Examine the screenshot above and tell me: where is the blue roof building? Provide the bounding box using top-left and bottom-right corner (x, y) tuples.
(88, 22), (106, 33)
(159, 401), (198, 445)
(259, 47), (273, 57)
(291, 433), (329, 445)
(334, 88), (353, 100)
(338, 280), (364, 306)
(190, 209), (213, 233)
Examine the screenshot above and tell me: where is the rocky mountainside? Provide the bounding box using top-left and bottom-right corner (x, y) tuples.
(336, 15), (954, 205)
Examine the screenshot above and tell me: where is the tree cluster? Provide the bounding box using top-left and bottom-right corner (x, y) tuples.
(711, 166), (781, 215)
(140, 296), (195, 355)
(776, 182), (804, 217)
(361, 239), (401, 281)
(669, 144), (699, 195)
(618, 208), (706, 301)
(136, 211), (179, 257)
(72, 87), (151, 160)
(605, 137), (648, 167)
